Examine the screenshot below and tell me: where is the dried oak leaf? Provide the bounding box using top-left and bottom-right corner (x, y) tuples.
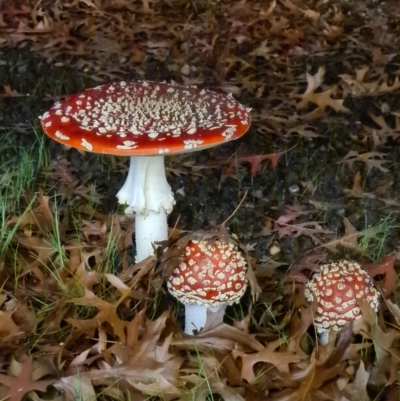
(0, 294), (30, 346)
(233, 339), (304, 383)
(84, 312), (184, 400)
(181, 354), (246, 401)
(11, 235), (56, 267)
(369, 113), (400, 142)
(287, 304), (315, 354)
(1, 84), (23, 97)
(284, 123), (320, 139)
(339, 66), (379, 97)
(363, 254), (396, 296)
(207, 148), (284, 179)
(7, 190), (56, 237)
(273, 327), (353, 400)
(273, 205), (332, 245)
(285, 254), (327, 286)
(343, 361), (370, 401)
(353, 301), (400, 387)
(54, 375), (96, 401)
(379, 76), (400, 93)
(189, 378), (245, 401)
(272, 350), (344, 401)
(236, 152), (282, 174)
(340, 150), (389, 173)
(66, 275), (126, 343)
(321, 216), (362, 252)
(3, 297), (35, 335)
(0, 356), (55, 401)
(0, 309), (24, 346)
(81, 219), (107, 244)
(293, 66), (349, 117)
(173, 322), (263, 354)
(386, 299), (400, 327)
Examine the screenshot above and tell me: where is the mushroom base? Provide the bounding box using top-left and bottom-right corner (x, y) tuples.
(184, 303), (225, 335)
(135, 209), (168, 262)
(184, 304), (208, 335)
(319, 331), (330, 345)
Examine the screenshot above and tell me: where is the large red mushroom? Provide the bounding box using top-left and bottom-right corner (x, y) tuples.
(167, 239), (248, 335)
(305, 260), (380, 344)
(40, 81), (251, 261)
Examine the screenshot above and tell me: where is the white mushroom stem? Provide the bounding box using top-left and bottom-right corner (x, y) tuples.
(184, 304), (207, 335)
(184, 304), (224, 335)
(116, 155), (175, 262)
(134, 209), (168, 262)
(319, 331), (329, 345)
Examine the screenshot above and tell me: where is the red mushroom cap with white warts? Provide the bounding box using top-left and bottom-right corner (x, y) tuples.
(305, 260), (380, 334)
(167, 239), (248, 307)
(39, 81), (251, 155)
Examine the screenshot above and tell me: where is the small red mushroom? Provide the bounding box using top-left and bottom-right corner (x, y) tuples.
(39, 81), (251, 262)
(167, 239), (248, 335)
(305, 260), (380, 344)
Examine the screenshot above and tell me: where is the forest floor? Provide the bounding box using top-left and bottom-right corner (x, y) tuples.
(1, 0), (400, 400)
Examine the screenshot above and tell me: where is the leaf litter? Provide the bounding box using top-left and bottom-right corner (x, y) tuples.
(2, 0), (400, 399)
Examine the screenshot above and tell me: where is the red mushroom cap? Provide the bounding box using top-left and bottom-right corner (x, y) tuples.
(39, 81), (251, 156)
(305, 260), (380, 334)
(167, 239), (248, 307)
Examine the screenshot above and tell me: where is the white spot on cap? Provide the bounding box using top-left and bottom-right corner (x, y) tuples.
(116, 140), (138, 150)
(55, 131), (70, 141)
(81, 138), (93, 151)
(184, 139), (204, 149)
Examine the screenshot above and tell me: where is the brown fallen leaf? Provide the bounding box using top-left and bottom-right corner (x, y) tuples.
(293, 67), (349, 118)
(351, 170), (362, 196)
(82, 313), (184, 400)
(353, 301), (400, 387)
(271, 362), (340, 401)
(0, 356), (55, 401)
(173, 322), (263, 354)
(363, 254), (397, 296)
(320, 216), (362, 252)
(0, 310), (25, 347)
(343, 361), (370, 401)
(386, 299), (400, 327)
(54, 375), (96, 401)
(340, 151), (389, 173)
(233, 339), (305, 382)
(66, 288), (128, 341)
(1, 84), (25, 97)
(273, 204), (332, 245)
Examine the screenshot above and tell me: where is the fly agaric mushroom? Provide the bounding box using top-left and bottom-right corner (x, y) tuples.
(39, 81), (251, 262)
(305, 260), (380, 344)
(167, 239), (248, 335)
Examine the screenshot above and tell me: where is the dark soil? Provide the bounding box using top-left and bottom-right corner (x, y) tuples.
(1, 46), (400, 268)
